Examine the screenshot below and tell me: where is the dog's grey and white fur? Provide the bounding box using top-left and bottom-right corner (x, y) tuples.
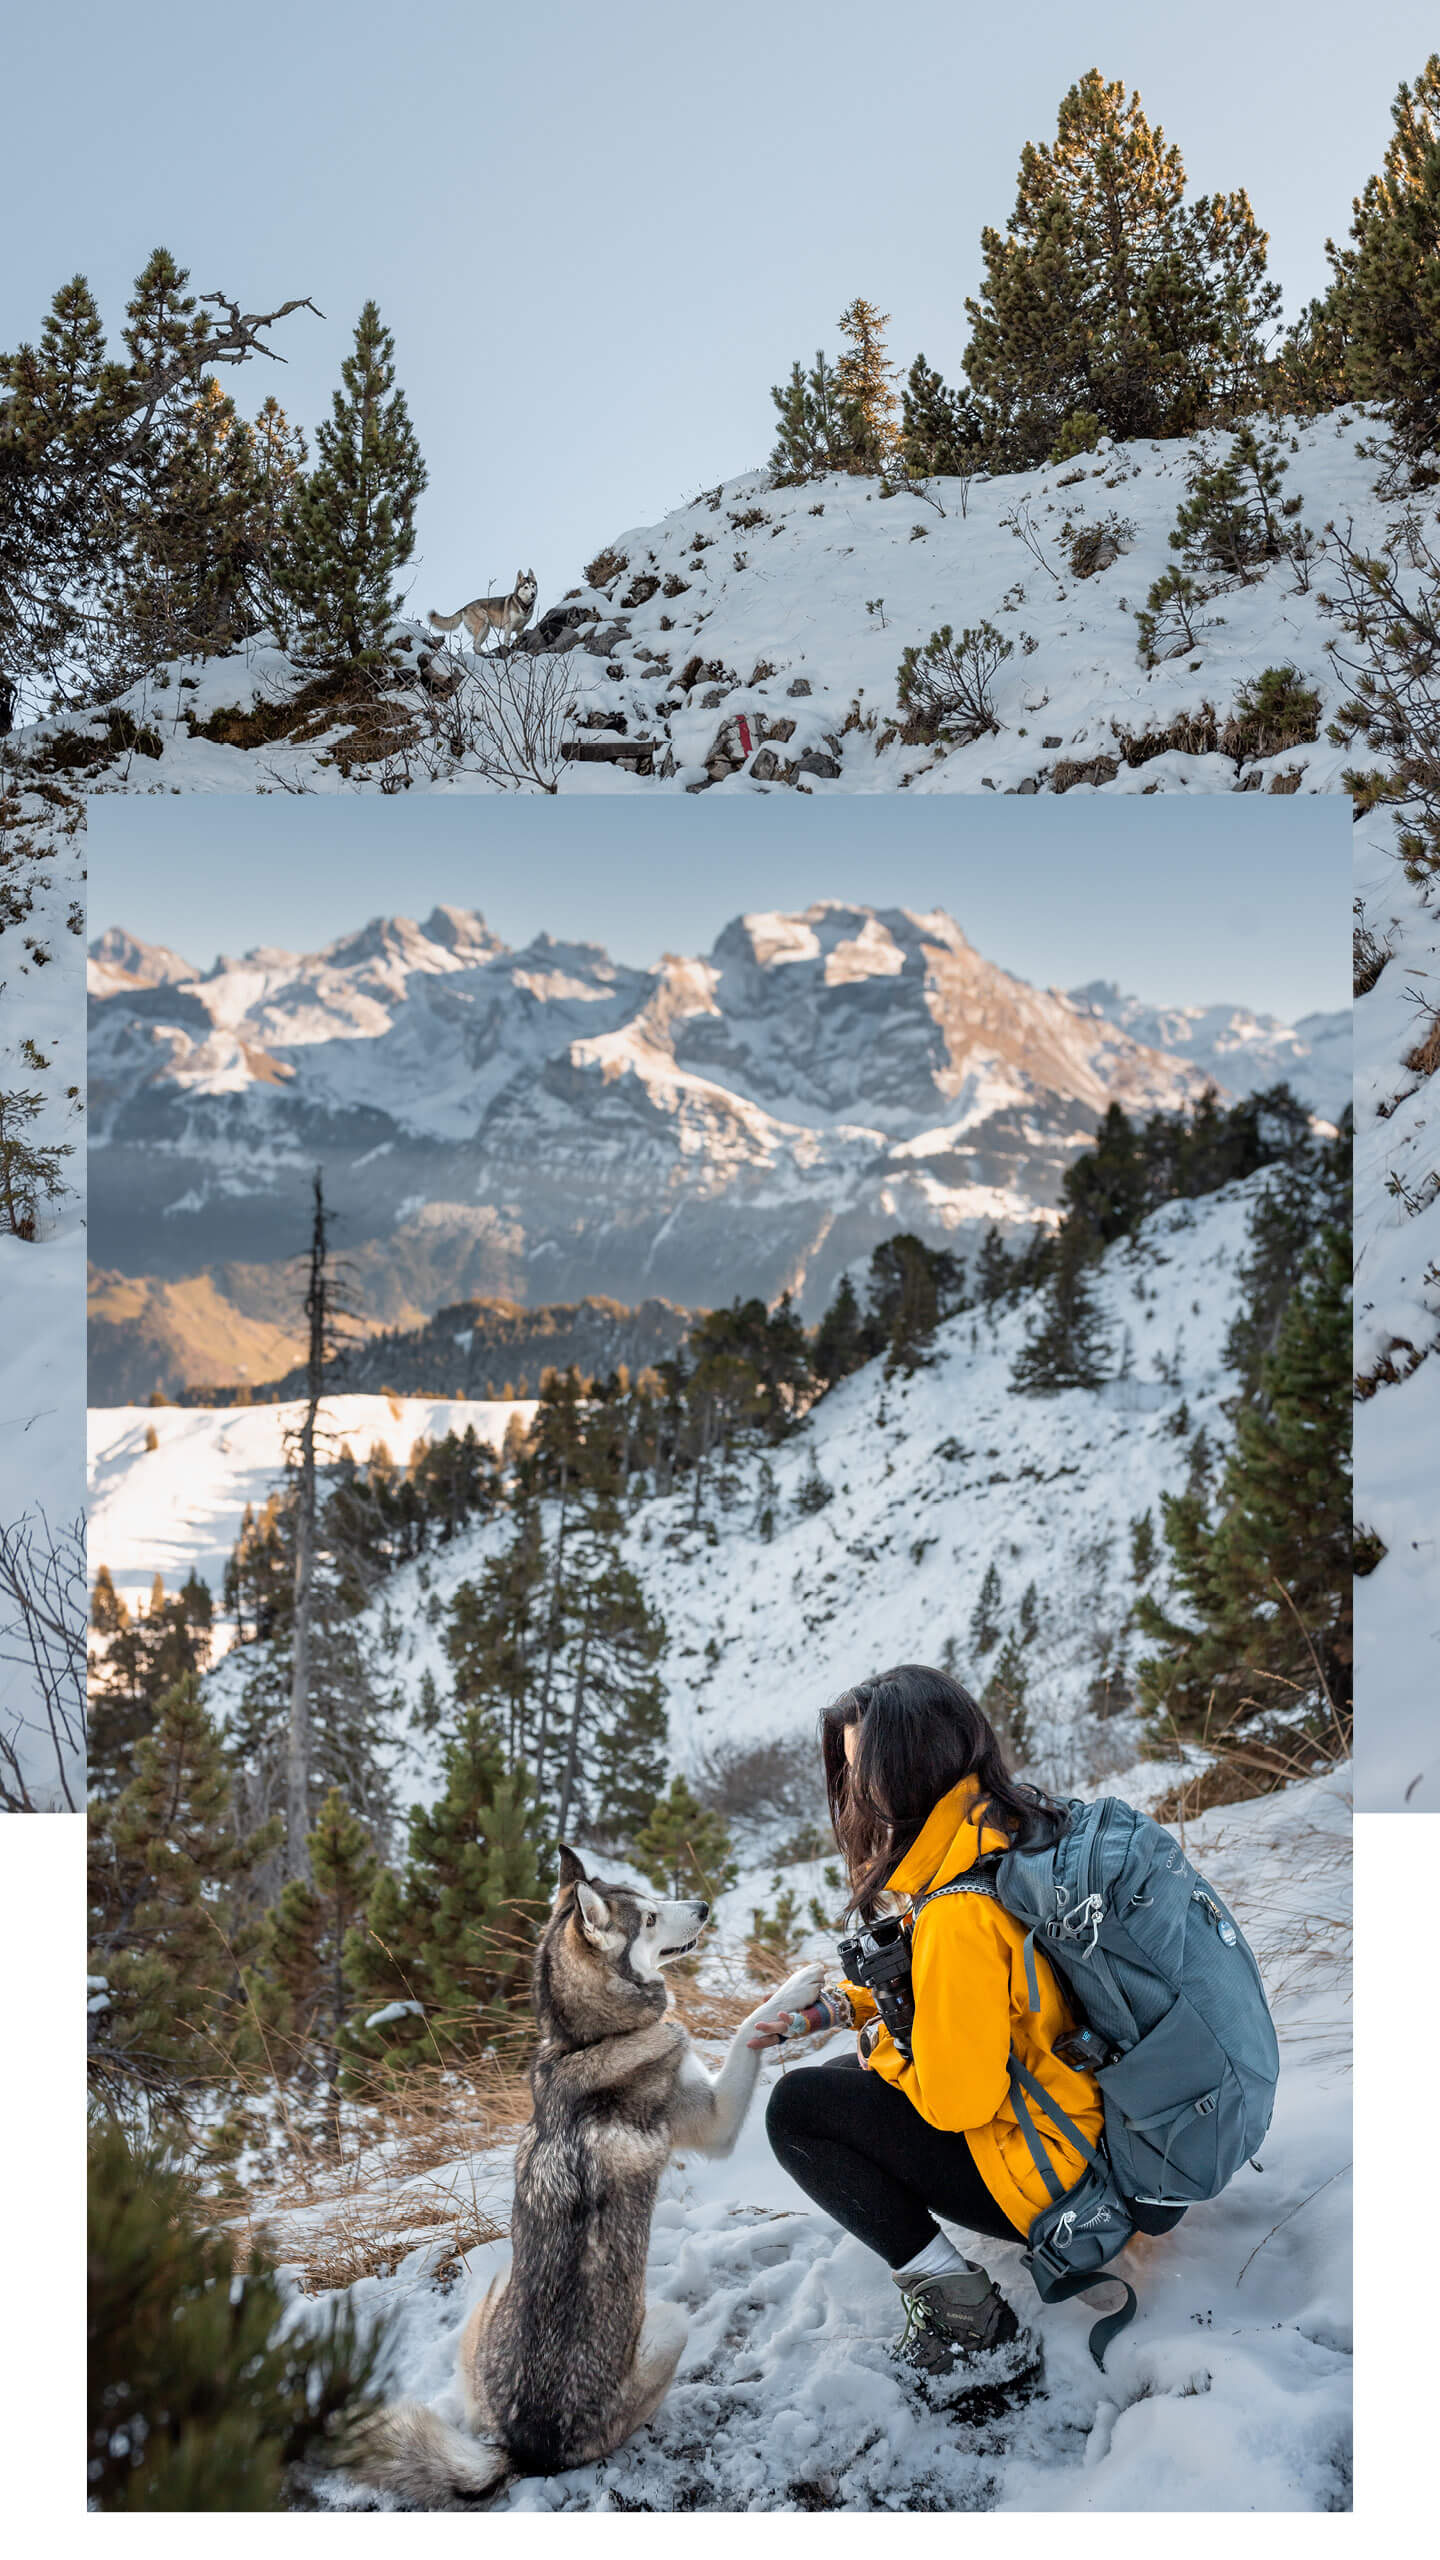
(428, 569), (538, 652)
(349, 1847), (823, 2507)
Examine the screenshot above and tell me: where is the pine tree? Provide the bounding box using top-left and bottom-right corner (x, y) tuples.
(1011, 1244), (1110, 1392)
(89, 1677), (278, 2113)
(1060, 1102), (1148, 1254)
(89, 1568), (214, 1800)
(338, 1863), (429, 2083)
(588, 1648), (669, 1854)
(1129, 1509), (1158, 1582)
(88, 2120), (382, 2509)
(277, 301), (426, 666)
(1136, 1230), (1352, 1742)
(223, 1494), (288, 1645)
(968, 1560), (1004, 1657)
(1324, 54), (1440, 463)
(981, 1632), (1031, 1765)
(124, 375), (262, 660)
(975, 1224), (1013, 1307)
(91, 1563), (127, 1636)
(632, 1774), (738, 1901)
(1018, 1579), (1042, 1644)
(899, 354), (984, 479)
(1162, 425), (1301, 588)
(962, 69), (1278, 467)
(247, 394), (308, 635)
(1, 252), (312, 717)
(552, 1515), (669, 1846)
(866, 1231), (962, 1371)
(445, 1497), (547, 1765)
(0, 1085), (74, 1238)
(1224, 1131), (1348, 1400)
(831, 298), (900, 468)
(254, 1786), (378, 2138)
(768, 346), (868, 483)
(812, 1270), (868, 1384)
(399, 1711), (542, 2052)
(0, 273), (115, 700)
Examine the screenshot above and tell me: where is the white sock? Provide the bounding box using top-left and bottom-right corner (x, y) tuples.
(893, 2231), (971, 2286)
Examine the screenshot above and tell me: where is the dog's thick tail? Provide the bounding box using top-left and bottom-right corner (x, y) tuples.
(427, 606), (466, 632)
(347, 2399), (511, 2509)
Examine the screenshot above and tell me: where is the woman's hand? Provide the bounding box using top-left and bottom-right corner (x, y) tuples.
(746, 2011), (797, 2049)
(744, 1962), (828, 2049)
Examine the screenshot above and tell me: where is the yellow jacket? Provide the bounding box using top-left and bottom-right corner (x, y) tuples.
(841, 1776), (1104, 2235)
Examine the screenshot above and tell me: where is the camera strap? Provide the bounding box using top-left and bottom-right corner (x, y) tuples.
(912, 1868), (1046, 2014)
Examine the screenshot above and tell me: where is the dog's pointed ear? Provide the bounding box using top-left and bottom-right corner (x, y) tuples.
(554, 1844), (587, 1901)
(575, 1881), (611, 1942)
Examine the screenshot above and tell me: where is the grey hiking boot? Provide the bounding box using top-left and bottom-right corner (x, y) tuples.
(889, 2265), (1043, 2415)
(891, 2264), (1019, 2377)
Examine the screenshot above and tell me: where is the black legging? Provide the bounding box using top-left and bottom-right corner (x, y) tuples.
(766, 2051), (1186, 2267)
(765, 2051), (1022, 2266)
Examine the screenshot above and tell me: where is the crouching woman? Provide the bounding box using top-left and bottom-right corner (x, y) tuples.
(759, 1665), (1178, 2380)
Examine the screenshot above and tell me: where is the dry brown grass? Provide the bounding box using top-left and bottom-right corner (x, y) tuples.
(195, 2054), (533, 2296)
(1402, 1002), (1440, 1078)
(288, 2194), (507, 2296)
(1147, 1616), (1352, 1830)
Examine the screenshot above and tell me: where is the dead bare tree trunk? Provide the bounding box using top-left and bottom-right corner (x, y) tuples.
(555, 1596), (593, 1847)
(532, 1462), (570, 1806)
(285, 1168), (330, 1884)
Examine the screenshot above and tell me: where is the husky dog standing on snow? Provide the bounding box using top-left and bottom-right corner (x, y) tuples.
(350, 1848), (824, 2508)
(428, 569), (538, 652)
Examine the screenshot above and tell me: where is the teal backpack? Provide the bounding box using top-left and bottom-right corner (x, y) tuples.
(916, 1795), (1279, 2368)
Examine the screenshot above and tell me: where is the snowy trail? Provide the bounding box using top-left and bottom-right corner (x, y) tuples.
(307, 1775), (1350, 2514)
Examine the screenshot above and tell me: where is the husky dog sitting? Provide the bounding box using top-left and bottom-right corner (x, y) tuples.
(428, 569), (538, 652)
(350, 1847), (824, 2507)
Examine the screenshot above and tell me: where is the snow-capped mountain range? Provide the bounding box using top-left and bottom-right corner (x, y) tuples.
(88, 900), (1341, 1323)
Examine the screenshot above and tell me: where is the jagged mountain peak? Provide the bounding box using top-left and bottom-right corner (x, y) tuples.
(317, 908), (503, 974)
(87, 925), (198, 996)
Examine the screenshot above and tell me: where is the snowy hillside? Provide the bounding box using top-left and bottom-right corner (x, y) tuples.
(0, 772), (86, 1810)
(92, 1171), (1274, 1810)
(304, 1768), (1349, 2515)
(87, 1395), (536, 1642)
(38, 416), (1383, 805)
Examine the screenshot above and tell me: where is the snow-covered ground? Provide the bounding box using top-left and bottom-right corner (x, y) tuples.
(86, 1394), (536, 1640)
(299, 1769), (1350, 2514)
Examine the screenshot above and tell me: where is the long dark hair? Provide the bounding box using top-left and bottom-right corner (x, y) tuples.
(821, 1663), (1063, 1920)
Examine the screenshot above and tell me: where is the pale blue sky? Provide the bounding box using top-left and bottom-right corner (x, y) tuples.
(88, 796), (1350, 1022)
(4, 2), (1432, 616)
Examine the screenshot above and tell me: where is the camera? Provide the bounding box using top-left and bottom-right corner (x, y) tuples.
(1052, 2023), (1115, 2073)
(836, 1911), (917, 2052)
